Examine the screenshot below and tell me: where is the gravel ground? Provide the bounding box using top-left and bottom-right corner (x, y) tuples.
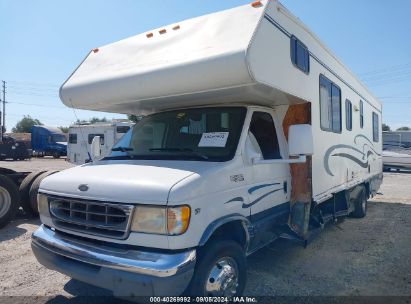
(0, 159), (410, 301)
(0, 157), (74, 172)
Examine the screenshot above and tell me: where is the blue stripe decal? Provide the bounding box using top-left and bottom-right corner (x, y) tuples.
(249, 201), (290, 223)
(224, 197), (244, 204)
(248, 183), (280, 194)
(242, 188), (283, 209)
(263, 13), (381, 114)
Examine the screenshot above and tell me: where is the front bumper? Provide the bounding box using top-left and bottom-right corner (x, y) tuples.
(31, 225), (196, 296)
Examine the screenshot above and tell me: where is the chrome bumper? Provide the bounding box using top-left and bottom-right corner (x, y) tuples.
(31, 225), (196, 296)
(32, 225), (196, 277)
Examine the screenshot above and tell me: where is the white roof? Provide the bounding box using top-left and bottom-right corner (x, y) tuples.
(60, 0), (380, 114)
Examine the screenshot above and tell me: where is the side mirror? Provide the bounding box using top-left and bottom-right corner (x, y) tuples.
(288, 124), (313, 157)
(91, 136), (101, 161)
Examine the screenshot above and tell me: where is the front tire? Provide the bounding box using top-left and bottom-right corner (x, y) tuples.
(187, 240), (246, 296)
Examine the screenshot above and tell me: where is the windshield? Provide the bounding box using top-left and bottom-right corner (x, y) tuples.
(51, 134), (67, 142)
(106, 107), (247, 162)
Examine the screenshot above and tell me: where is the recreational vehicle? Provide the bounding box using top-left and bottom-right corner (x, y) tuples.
(67, 120), (134, 165)
(32, 0), (382, 297)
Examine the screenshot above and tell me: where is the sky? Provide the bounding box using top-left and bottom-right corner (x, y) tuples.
(1, 0), (411, 131)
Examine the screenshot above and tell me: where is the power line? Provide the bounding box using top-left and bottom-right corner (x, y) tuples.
(7, 101), (66, 109)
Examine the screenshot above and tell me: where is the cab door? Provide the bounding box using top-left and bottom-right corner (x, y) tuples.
(244, 110), (291, 247)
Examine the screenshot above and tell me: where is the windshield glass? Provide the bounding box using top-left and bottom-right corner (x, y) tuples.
(51, 134), (67, 142)
(106, 107), (247, 162)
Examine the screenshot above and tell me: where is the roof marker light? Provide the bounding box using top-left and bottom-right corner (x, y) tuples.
(173, 25), (180, 31)
(251, 1), (262, 8)
(146, 32), (154, 38)
(92, 48), (99, 53)
(159, 29), (167, 35)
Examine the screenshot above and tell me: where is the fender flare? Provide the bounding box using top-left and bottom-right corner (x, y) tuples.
(198, 214), (251, 249)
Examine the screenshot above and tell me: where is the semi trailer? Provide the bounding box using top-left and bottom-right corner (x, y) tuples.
(31, 0), (382, 297)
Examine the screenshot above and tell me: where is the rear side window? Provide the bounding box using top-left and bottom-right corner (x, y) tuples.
(360, 100), (364, 128)
(373, 112), (379, 142)
(290, 36), (310, 74)
(320, 75), (341, 133)
(249, 112), (281, 159)
(88, 134), (105, 145)
(345, 99), (352, 131)
(69, 134), (77, 144)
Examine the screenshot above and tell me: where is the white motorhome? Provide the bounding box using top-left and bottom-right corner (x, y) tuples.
(67, 120), (134, 165)
(32, 0), (382, 297)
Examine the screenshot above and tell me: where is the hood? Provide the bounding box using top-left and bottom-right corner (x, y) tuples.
(39, 160), (200, 204)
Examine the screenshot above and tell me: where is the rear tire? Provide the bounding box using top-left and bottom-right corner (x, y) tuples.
(28, 171), (58, 216)
(19, 171), (46, 216)
(352, 186), (367, 218)
(0, 175), (20, 228)
(187, 240), (246, 296)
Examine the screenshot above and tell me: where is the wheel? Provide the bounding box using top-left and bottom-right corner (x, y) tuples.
(352, 186), (367, 218)
(28, 171), (59, 216)
(19, 171), (46, 216)
(187, 240), (246, 296)
(52, 152), (60, 159)
(0, 175), (20, 228)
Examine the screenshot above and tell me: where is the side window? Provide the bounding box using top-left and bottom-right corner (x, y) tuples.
(345, 99), (352, 131)
(320, 75), (341, 133)
(116, 126), (130, 133)
(373, 112), (379, 142)
(88, 134), (105, 145)
(249, 112), (281, 159)
(360, 100), (364, 128)
(69, 134), (77, 144)
(290, 35), (310, 74)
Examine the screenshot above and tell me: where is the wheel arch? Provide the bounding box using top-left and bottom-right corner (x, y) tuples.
(198, 214), (251, 251)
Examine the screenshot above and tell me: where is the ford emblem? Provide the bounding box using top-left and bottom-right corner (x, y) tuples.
(78, 184), (89, 192)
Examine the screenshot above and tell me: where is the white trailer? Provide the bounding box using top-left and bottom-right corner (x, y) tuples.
(32, 0), (382, 297)
(67, 120), (134, 165)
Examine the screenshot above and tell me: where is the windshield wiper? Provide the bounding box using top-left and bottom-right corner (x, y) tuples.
(149, 148), (209, 160)
(111, 146), (134, 152)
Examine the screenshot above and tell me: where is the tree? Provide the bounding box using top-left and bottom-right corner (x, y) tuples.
(12, 115), (43, 133)
(76, 117), (107, 124)
(397, 126), (410, 131)
(127, 114), (144, 123)
(59, 126), (69, 133)
(382, 123), (391, 131)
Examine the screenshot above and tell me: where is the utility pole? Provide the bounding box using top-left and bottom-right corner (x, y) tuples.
(2, 81), (5, 140)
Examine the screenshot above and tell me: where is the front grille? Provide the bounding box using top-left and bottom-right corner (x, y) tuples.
(49, 196), (134, 239)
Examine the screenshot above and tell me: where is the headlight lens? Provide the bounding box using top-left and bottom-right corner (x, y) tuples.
(131, 206), (167, 234)
(37, 193), (50, 216)
(131, 205), (190, 235)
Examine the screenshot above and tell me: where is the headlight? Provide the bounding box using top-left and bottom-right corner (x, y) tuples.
(37, 193), (50, 216)
(131, 205), (190, 235)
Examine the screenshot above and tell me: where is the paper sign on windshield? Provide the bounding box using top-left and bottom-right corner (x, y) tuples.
(198, 132), (229, 147)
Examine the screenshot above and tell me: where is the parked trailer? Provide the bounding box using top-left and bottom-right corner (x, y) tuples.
(32, 0), (382, 297)
(67, 120), (134, 165)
